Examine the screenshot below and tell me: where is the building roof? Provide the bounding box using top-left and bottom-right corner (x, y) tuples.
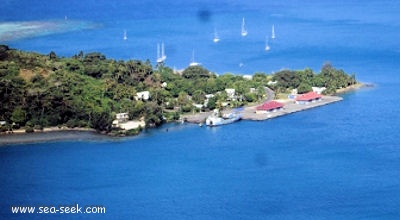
(296, 91), (322, 101)
(256, 101), (284, 111)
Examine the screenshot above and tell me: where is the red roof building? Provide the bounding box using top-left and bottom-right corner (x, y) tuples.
(295, 91), (322, 104)
(256, 101), (284, 113)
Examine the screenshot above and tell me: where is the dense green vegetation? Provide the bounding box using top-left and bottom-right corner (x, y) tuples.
(270, 63), (357, 95)
(0, 45), (357, 134)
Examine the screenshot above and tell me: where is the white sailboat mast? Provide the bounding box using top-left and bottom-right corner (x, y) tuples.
(157, 43), (160, 60)
(161, 43), (164, 58)
(241, 17), (248, 36)
(271, 25), (275, 39)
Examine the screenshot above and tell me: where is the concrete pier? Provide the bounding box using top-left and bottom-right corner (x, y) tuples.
(241, 95), (343, 121)
(183, 95), (343, 123)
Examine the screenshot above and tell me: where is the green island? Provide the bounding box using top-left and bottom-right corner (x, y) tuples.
(0, 45), (359, 136)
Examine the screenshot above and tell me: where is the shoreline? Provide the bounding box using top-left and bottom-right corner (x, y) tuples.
(183, 83), (369, 124)
(182, 95), (343, 124)
(241, 95), (342, 121)
(0, 84), (368, 146)
(2, 126), (96, 134)
(335, 83), (367, 94)
(0, 129), (106, 146)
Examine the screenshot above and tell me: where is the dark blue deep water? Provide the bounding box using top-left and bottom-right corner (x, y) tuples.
(1, 0), (400, 219)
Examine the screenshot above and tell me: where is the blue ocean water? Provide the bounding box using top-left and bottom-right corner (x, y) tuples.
(1, 0), (400, 219)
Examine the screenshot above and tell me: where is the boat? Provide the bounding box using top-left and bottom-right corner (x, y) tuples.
(123, 30), (127, 40)
(189, 50), (201, 66)
(156, 42), (167, 63)
(213, 28), (220, 43)
(271, 25), (275, 39)
(241, 17), (248, 37)
(206, 110), (241, 126)
(265, 36), (270, 51)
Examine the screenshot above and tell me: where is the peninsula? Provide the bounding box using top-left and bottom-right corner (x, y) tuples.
(0, 45), (359, 138)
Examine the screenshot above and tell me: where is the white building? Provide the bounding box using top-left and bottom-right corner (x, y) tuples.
(312, 87), (326, 94)
(205, 94), (214, 99)
(225, 88), (235, 100)
(112, 112), (129, 128)
(193, 104), (203, 109)
(115, 113), (129, 121)
(243, 75), (253, 80)
(136, 91), (150, 101)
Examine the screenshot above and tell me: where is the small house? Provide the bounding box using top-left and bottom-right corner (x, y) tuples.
(112, 112), (129, 127)
(312, 87), (326, 94)
(136, 91), (150, 101)
(256, 101), (284, 114)
(205, 94), (214, 99)
(243, 75), (253, 80)
(295, 91), (322, 105)
(116, 113), (129, 122)
(225, 88), (235, 100)
(193, 104), (203, 109)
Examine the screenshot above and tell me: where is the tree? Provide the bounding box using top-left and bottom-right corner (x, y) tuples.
(49, 51), (57, 60)
(192, 90), (206, 104)
(297, 82), (312, 94)
(144, 102), (164, 127)
(206, 96), (217, 110)
(273, 70), (301, 90)
(91, 110), (112, 131)
(0, 45), (9, 60)
(177, 91), (192, 108)
(244, 92), (256, 102)
(256, 86), (266, 100)
(11, 106), (26, 126)
(182, 66), (211, 79)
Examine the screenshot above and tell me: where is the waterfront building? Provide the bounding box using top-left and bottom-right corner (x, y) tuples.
(256, 101), (284, 114)
(295, 91), (322, 105)
(312, 87), (326, 94)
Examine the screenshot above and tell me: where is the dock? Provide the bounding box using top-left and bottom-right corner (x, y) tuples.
(182, 112), (212, 124)
(241, 95), (343, 121)
(183, 95), (343, 123)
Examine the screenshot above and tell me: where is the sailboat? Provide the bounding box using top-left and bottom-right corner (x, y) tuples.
(241, 17), (248, 37)
(156, 42), (167, 63)
(213, 28), (220, 43)
(189, 50), (201, 66)
(123, 30), (127, 41)
(265, 36), (270, 51)
(271, 25), (275, 39)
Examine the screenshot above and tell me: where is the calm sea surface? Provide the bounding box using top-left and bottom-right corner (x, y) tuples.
(1, 0), (400, 219)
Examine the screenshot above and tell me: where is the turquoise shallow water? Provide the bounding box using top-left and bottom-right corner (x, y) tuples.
(1, 0), (400, 219)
